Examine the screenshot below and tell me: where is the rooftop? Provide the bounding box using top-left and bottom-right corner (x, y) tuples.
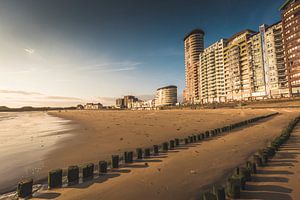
(227, 29), (257, 43)
(184, 29), (205, 41)
(157, 85), (177, 91)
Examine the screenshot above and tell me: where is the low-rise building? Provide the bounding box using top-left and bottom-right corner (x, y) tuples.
(84, 103), (103, 110)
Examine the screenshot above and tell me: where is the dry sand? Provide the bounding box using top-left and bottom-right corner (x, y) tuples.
(29, 108), (300, 200)
(44, 109), (274, 171)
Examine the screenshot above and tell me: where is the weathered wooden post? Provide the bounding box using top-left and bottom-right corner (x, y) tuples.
(184, 138), (189, 145)
(99, 161), (108, 174)
(226, 177), (240, 198)
(253, 155), (263, 167)
(162, 142), (169, 151)
(124, 151), (133, 163)
(48, 169), (63, 189)
(188, 136), (193, 143)
(112, 155), (119, 168)
(153, 145), (159, 154)
(144, 148), (151, 158)
(175, 138), (180, 146)
(136, 148), (143, 159)
(202, 191), (216, 200)
(213, 185), (226, 200)
(193, 135), (197, 141)
(67, 165), (79, 184)
(197, 134), (201, 141)
(82, 163), (94, 180)
(246, 161), (256, 174)
(17, 179), (33, 198)
(169, 140), (175, 149)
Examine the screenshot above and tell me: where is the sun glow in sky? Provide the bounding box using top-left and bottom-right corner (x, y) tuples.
(0, 0), (283, 107)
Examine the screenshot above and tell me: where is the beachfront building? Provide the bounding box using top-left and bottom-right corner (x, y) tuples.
(224, 30), (256, 101)
(115, 95), (140, 109)
(131, 99), (155, 110)
(84, 103), (103, 110)
(199, 39), (227, 103)
(280, 0), (300, 95)
(116, 98), (125, 109)
(248, 29), (267, 99)
(183, 29), (205, 104)
(262, 22), (289, 97)
(155, 85), (177, 107)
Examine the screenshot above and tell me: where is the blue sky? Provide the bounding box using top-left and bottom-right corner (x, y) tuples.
(0, 0), (284, 107)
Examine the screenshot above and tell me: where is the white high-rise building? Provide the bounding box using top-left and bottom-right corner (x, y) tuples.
(199, 39), (227, 103)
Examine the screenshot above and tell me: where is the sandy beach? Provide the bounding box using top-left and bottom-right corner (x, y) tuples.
(43, 109), (275, 171)
(27, 108), (299, 200)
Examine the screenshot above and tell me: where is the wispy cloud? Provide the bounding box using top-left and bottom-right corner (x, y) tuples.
(24, 48), (35, 55)
(46, 96), (83, 101)
(0, 89), (42, 96)
(78, 61), (141, 73)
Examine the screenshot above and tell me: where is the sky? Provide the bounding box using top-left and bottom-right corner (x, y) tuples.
(0, 0), (285, 107)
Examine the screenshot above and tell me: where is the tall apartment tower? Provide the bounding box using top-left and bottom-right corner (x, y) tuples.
(224, 30), (256, 101)
(261, 22), (289, 97)
(183, 29), (205, 104)
(280, 0), (300, 95)
(248, 31), (267, 98)
(199, 39), (227, 103)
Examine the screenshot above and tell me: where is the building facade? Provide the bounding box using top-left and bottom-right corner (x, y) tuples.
(224, 30), (256, 101)
(280, 0), (300, 95)
(199, 39), (227, 103)
(183, 29), (205, 104)
(155, 85), (177, 107)
(262, 22), (289, 97)
(116, 98), (125, 109)
(84, 103), (103, 110)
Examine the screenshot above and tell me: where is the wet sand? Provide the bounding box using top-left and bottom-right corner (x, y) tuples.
(31, 109), (300, 200)
(0, 112), (75, 194)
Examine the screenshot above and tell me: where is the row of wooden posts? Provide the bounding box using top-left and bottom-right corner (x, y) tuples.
(16, 112), (279, 198)
(200, 115), (300, 200)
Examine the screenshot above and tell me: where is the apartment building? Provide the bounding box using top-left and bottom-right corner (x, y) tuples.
(183, 29), (205, 104)
(224, 30), (256, 101)
(262, 22), (289, 97)
(280, 0), (300, 95)
(199, 39), (227, 103)
(155, 85), (177, 107)
(248, 30), (267, 99)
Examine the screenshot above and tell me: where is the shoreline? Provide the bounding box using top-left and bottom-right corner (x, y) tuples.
(0, 112), (77, 195)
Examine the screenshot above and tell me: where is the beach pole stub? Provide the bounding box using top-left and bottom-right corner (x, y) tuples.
(82, 163), (94, 180)
(213, 185), (225, 200)
(48, 169), (63, 189)
(169, 140), (175, 149)
(136, 148), (143, 159)
(17, 178), (33, 198)
(112, 155), (119, 168)
(99, 161), (108, 174)
(175, 138), (180, 146)
(144, 148), (151, 158)
(162, 142), (169, 151)
(153, 145), (159, 154)
(67, 165), (79, 184)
